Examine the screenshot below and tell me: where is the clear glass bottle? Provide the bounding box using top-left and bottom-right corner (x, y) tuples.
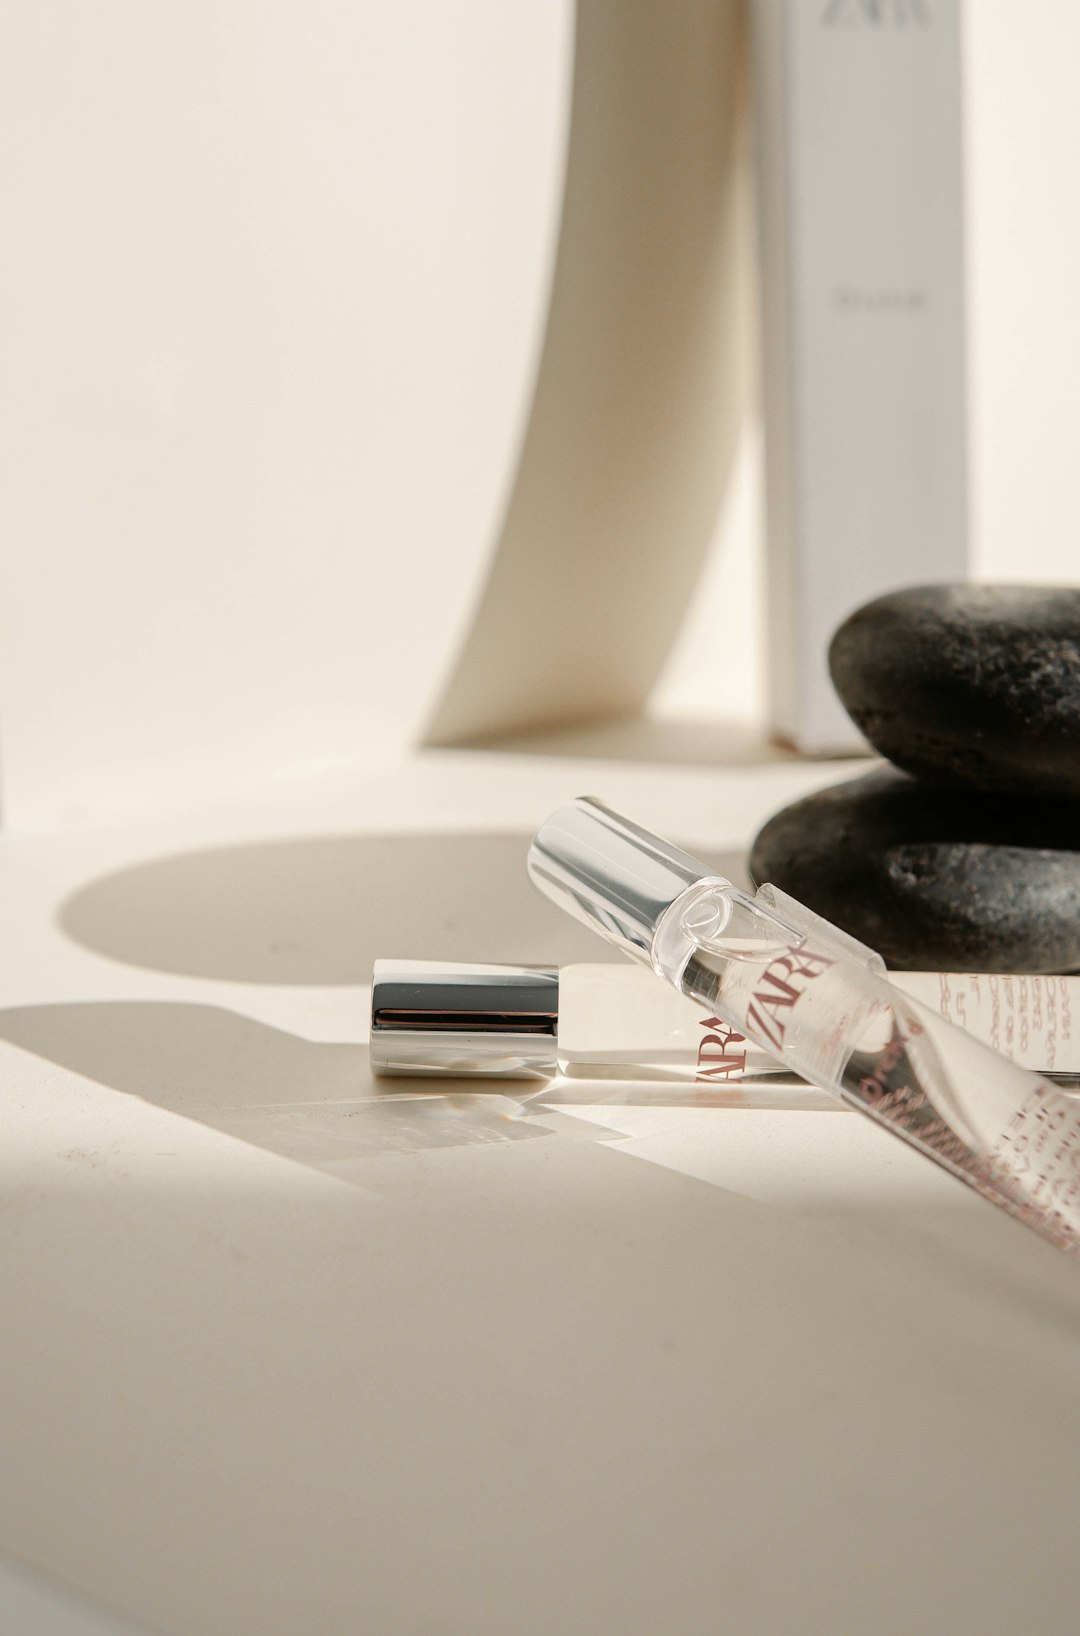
(528, 797), (1080, 1254)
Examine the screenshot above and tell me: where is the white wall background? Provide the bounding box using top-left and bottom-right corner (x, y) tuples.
(1, 1), (1079, 821)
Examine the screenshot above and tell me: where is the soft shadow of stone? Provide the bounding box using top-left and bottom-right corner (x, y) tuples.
(475, 715), (817, 767)
(58, 830), (748, 984)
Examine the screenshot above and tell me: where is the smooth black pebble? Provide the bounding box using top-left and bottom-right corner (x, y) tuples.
(749, 768), (1080, 972)
(829, 584), (1080, 796)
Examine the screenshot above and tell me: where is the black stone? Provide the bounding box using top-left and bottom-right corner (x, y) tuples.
(748, 768), (1080, 972)
(829, 584), (1080, 796)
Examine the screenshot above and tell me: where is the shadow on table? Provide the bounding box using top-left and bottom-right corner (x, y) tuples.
(36, 830), (747, 1183)
(57, 830), (751, 985)
(0, 1000), (622, 1182)
(2, 1001), (1077, 1332)
(1, 993), (1078, 1351)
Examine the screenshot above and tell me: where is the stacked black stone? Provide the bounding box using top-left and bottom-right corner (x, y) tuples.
(749, 585), (1080, 971)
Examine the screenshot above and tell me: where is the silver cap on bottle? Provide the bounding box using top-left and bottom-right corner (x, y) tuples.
(370, 959), (559, 1079)
(527, 797), (716, 963)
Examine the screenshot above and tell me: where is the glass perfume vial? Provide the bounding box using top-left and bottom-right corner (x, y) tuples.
(527, 796), (1080, 1255)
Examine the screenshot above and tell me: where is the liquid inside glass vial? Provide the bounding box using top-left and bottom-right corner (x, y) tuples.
(653, 881), (1080, 1252)
(527, 796), (1080, 1254)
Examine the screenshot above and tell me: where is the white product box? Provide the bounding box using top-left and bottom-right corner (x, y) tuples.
(753, 0), (968, 753)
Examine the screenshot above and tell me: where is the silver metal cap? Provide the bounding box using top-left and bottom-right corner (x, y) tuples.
(527, 797), (716, 963)
(370, 959), (559, 1079)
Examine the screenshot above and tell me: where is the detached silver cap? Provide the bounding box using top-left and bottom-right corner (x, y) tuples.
(370, 959), (559, 1079)
(527, 797), (715, 963)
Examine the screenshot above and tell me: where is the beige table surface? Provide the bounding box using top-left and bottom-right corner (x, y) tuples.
(2, 745), (1078, 1636)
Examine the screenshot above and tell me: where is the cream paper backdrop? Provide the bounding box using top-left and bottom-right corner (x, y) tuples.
(1, 1), (1078, 824)
(0, 0), (574, 824)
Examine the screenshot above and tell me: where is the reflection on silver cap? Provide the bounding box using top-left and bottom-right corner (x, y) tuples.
(527, 797), (716, 963)
(370, 959), (559, 1079)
